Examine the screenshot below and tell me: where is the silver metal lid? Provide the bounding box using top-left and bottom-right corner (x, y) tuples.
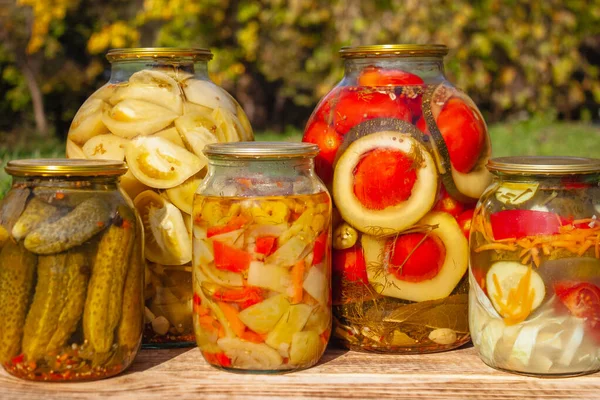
(487, 156), (600, 175)
(203, 142), (320, 159)
(5, 159), (128, 177)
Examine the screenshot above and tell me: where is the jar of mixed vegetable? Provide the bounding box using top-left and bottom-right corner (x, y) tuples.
(192, 142), (332, 372)
(470, 156), (600, 377)
(303, 44), (492, 353)
(66, 48), (254, 347)
(0, 159), (144, 381)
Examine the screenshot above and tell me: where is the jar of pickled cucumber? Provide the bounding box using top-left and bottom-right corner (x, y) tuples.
(302, 44), (492, 353)
(66, 48), (254, 347)
(192, 142), (332, 372)
(0, 159), (144, 381)
(470, 156), (600, 377)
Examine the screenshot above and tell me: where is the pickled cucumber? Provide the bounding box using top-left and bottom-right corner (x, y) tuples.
(117, 238), (144, 351)
(24, 197), (112, 254)
(12, 197), (65, 240)
(46, 250), (91, 354)
(0, 187), (30, 233)
(83, 214), (135, 353)
(0, 241), (37, 363)
(22, 253), (71, 361)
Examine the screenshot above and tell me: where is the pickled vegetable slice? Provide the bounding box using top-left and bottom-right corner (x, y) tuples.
(174, 112), (220, 159)
(265, 304), (313, 352)
(247, 261), (292, 294)
(102, 99), (179, 139)
(126, 136), (203, 189)
(238, 294), (290, 334)
(485, 261), (545, 325)
(183, 79), (237, 115)
(68, 98), (109, 144)
(217, 337), (283, 370)
(82, 134), (129, 160)
(289, 330), (322, 366)
(109, 70), (183, 115)
(495, 182), (539, 205)
(134, 190), (192, 265)
(363, 212), (468, 302)
(333, 130), (437, 235)
(166, 175), (203, 215)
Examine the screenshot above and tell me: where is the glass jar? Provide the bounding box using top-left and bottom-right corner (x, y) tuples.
(470, 156), (600, 377)
(302, 44), (492, 353)
(66, 48), (254, 347)
(0, 159), (144, 381)
(192, 143), (332, 372)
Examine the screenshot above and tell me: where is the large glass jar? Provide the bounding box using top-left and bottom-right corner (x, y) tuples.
(303, 44), (492, 353)
(470, 156), (600, 377)
(0, 159), (144, 381)
(66, 48), (254, 347)
(192, 143), (332, 372)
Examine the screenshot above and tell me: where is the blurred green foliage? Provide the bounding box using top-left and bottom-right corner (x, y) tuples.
(0, 0), (599, 137)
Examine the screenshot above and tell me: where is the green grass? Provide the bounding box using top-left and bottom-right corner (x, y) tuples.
(0, 118), (598, 198)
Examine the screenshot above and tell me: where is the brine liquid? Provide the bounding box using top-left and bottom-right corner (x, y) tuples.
(192, 192), (332, 372)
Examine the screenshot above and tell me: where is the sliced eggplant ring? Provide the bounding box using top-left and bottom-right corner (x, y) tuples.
(333, 130), (438, 235)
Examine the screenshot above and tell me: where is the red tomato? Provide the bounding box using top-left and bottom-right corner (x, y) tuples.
(352, 148), (417, 210)
(415, 115), (429, 135)
(456, 208), (475, 239)
(312, 89), (340, 125)
(555, 281), (600, 328)
(404, 93), (423, 122)
(436, 97), (485, 173)
(387, 233), (446, 282)
(358, 66), (424, 86)
(433, 187), (465, 218)
(332, 245), (368, 284)
(490, 210), (563, 240)
(333, 88), (412, 135)
(303, 120), (343, 184)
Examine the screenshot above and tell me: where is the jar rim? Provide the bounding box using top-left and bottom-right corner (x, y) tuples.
(487, 156), (600, 175)
(5, 159), (128, 177)
(106, 48), (213, 62)
(339, 44), (448, 58)
(204, 142), (320, 159)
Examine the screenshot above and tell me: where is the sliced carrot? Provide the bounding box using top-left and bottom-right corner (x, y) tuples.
(217, 302), (246, 337)
(291, 260), (305, 304)
(255, 235), (277, 256)
(213, 241), (253, 272)
(198, 315), (222, 337)
(213, 286), (263, 304)
(207, 215), (249, 238)
(240, 330), (266, 343)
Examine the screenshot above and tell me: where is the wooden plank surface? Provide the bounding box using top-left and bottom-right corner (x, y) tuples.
(1, 344), (600, 399)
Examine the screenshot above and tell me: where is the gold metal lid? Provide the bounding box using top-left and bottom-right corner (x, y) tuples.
(487, 156), (600, 175)
(204, 142), (320, 159)
(106, 48), (213, 62)
(339, 44), (448, 58)
(5, 159), (128, 177)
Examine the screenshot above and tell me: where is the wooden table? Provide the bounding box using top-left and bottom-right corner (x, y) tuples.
(1, 344), (599, 399)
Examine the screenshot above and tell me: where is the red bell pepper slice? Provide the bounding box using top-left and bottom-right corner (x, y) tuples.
(207, 216), (248, 238)
(490, 210), (563, 240)
(255, 236), (277, 256)
(312, 232), (328, 265)
(213, 241), (252, 272)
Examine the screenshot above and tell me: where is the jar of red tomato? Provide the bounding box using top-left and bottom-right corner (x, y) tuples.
(470, 156), (600, 376)
(303, 44), (492, 353)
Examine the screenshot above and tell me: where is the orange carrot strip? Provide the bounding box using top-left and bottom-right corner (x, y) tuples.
(475, 243), (518, 253)
(217, 302), (246, 337)
(291, 260), (305, 304)
(240, 330), (266, 343)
